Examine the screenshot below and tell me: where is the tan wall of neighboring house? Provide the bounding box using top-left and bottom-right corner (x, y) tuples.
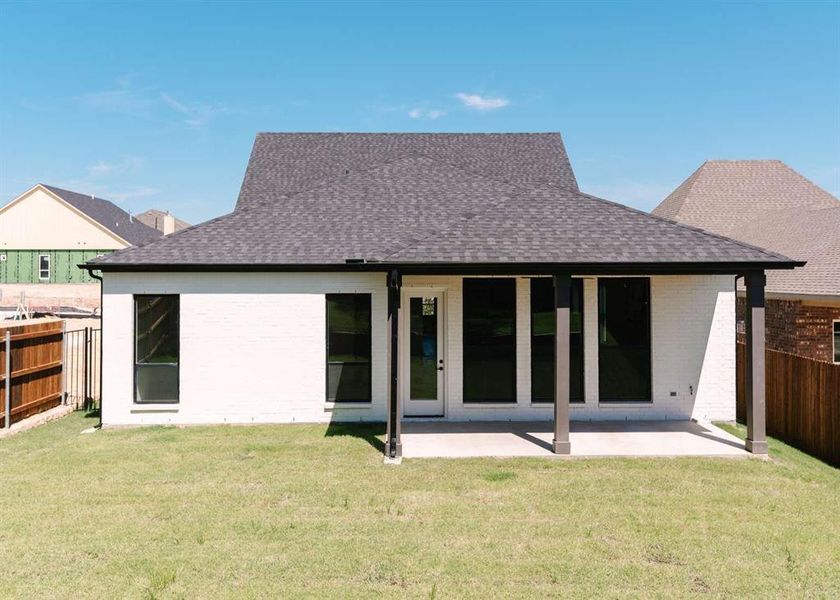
(737, 296), (840, 363)
(0, 187), (127, 250)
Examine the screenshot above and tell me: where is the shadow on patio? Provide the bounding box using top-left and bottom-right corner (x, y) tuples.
(398, 420), (749, 458)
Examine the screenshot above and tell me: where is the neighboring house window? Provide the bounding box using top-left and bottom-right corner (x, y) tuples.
(598, 278), (651, 401)
(463, 278), (516, 403)
(834, 321), (840, 364)
(326, 294), (372, 402)
(530, 278), (584, 403)
(134, 295), (180, 404)
(38, 254), (50, 281)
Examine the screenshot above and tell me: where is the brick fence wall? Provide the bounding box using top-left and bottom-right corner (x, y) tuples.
(737, 297), (840, 363)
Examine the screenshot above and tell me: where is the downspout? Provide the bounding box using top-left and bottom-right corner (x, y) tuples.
(734, 274), (743, 424)
(88, 269), (104, 429)
(734, 274), (743, 338)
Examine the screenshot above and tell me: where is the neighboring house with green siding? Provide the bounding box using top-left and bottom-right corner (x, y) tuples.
(0, 184), (162, 313)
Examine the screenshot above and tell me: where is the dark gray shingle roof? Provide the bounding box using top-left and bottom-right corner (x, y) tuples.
(44, 185), (162, 246)
(92, 146), (794, 269)
(236, 132), (579, 210)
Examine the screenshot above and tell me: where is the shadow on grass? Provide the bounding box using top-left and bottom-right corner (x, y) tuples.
(325, 421), (386, 453)
(83, 408), (100, 419)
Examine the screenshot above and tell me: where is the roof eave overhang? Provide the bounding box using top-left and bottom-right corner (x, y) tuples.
(80, 260), (805, 276)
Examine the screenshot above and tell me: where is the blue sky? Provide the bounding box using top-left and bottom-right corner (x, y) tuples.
(1, 1), (838, 225)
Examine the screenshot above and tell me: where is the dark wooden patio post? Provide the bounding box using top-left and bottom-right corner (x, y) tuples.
(385, 269), (402, 458)
(744, 271), (768, 455)
(553, 273), (571, 455)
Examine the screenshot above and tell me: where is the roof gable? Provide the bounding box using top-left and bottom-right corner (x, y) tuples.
(42, 185), (162, 246)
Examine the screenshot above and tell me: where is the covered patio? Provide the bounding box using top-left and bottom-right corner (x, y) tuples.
(384, 269), (773, 460)
(399, 420), (749, 458)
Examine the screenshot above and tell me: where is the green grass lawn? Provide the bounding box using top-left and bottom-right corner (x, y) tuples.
(0, 414), (838, 598)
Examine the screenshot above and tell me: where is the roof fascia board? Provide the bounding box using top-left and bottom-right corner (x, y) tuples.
(81, 260), (805, 276)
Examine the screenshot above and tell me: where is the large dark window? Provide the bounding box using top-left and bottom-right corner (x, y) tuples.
(326, 294), (372, 402)
(134, 295), (179, 403)
(530, 278), (584, 403)
(598, 278), (651, 401)
(463, 278), (516, 403)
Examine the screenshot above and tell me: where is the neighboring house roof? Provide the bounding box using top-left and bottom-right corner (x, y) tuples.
(42, 185), (162, 246)
(236, 132), (580, 210)
(135, 209), (190, 233)
(653, 160), (838, 237)
(653, 160), (840, 297)
(91, 134), (796, 270)
(733, 206), (840, 297)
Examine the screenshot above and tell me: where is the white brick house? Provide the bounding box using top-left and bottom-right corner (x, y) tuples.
(87, 133), (801, 458)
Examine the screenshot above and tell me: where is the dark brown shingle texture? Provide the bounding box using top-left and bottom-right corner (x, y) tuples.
(92, 134), (794, 268)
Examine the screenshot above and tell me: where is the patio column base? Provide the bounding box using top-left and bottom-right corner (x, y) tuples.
(552, 440), (571, 455)
(745, 439), (768, 455)
(385, 441), (402, 459)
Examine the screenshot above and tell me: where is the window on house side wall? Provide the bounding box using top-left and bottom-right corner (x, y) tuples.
(38, 254), (50, 281)
(326, 294), (372, 402)
(134, 295), (180, 403)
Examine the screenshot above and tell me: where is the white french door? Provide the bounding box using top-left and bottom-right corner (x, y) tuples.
(401, 291), (445, 417)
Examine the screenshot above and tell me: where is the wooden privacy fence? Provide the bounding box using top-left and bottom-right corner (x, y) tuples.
(0, 318), (64, 428)
(737, 343), (840, 467)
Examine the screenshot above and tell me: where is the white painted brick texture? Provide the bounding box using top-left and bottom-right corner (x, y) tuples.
(101, 272), (735, 425)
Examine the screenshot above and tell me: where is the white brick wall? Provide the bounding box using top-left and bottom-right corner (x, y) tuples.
(101, 272), (735, 426)
(102, 272), (389, 425)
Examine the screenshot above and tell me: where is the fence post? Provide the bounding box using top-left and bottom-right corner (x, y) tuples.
(4, 330), (10, 429)
(60, 321), (67, 405)
(83, 327), (90, 412)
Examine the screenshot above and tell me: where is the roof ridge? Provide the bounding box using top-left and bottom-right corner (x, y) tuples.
(43, 183), (106, 203)
(255, 131), (564, 136)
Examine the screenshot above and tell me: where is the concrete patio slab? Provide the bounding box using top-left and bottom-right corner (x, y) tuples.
(400, 420), (749, 458)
